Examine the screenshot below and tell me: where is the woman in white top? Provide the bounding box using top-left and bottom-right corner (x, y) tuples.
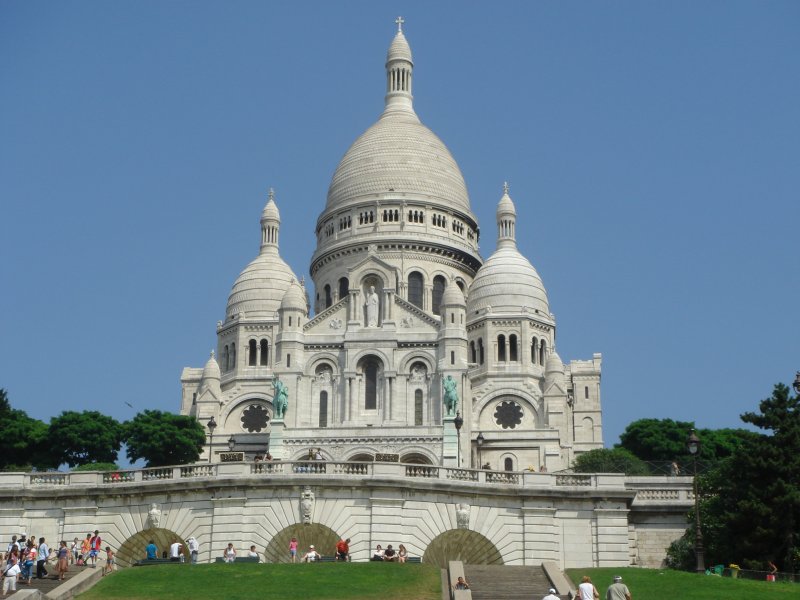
(577, 575), (599, 600)
(223, 543), (236, 563)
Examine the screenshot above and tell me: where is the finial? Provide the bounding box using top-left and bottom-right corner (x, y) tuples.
(503, 181), (509, 195)
(395, 16), (404, 33)
(210, 350), (215, 359)
(300, 276), (306, 287)
(268, 187), (275, 202)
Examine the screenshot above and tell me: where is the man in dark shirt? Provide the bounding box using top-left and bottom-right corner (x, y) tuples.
(383, 545), (396, 561)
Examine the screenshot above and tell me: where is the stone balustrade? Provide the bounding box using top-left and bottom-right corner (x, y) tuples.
(1, 463), (693, 506)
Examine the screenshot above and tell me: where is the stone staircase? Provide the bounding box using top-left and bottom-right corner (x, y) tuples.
(464, 564), (568, 600)
(8, 563), (94, 598)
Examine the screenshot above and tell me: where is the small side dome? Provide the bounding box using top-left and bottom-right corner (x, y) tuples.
(226, 254), (297, 319)
(280, 281), (307, 312)
(496, 184), (516, 218)
(545, 350), (564, 375)
(441, 279), (466, 307)
(261, 190), (280, 221)
(201, 350), (221, 381)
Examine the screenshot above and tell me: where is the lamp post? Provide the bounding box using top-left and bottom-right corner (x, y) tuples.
(227, 435), (236, 452)
(453, 411), (463, 467)
(206, 417), (217, 464)
(476, 432), (485, 469)
(686, 428), (705, 573)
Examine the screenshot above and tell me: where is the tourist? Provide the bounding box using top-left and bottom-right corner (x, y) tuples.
(605, 575), (631, 600)
(397, 544), (408, 563)
(288, 537), (298, 563)
(56, 541), (69, 581)
(577, 575), (599, 600)
(223, 543), (236, 563)
(88, 530), (102, 567)
(145, 540), (158, 560)
(301, 545), (320, 562)
(186, 537), (199, 564)
(102, 547), (114, 576)
(5, 537), (18, 555)
(670, 461), (680, 476)
(452, 576), (470, 590)
(336, 538), (350, 562)
(1, 561), (20, 597)
(80, 534), (91, 565)
(4, 548), (18, 567)
(247, 545), (260, 561)
(70, 538), (80, 564)
(371, 544), (384, 561)
(265, 452), (273, 461)
(543, 588), (559, 600)
(20, 541), (35, 584)
(36, 537), (49, 580)
(169, 540), (182, 562)
(383, 544), (396, 561)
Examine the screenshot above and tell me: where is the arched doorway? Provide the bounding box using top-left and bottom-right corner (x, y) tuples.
(422, 529), (503, 568)
(116, 527), (188, 568)
(263, 523), (340, 563)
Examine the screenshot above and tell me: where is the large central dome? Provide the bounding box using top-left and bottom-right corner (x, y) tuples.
(326, 111), (471, 212)
(324, 27), (472, 213)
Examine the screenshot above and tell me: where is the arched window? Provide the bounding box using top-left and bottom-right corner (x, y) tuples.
(364, 358), (379, 410)
(248, 340), (257, 366)
(509, 334), (518, 362)
(260, 339), (269, 366)
(408, 272), (423, 309)
(319, 391), (328, 428)
(432, 275), (446, 316)
(539, 340), (546, 366)
(478, 338), (484, 365)
(498, 335), (506, 362)
(531, 337), (538, 364)
(504, 457), (514, 472)
(338, 277), (349, 300)
(324, 284), (332, 309)
(414, 390), (423, 426)
(470, 341), (476, 364)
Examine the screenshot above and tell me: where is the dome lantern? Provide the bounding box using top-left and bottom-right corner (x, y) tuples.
(384, 17), (414, 116)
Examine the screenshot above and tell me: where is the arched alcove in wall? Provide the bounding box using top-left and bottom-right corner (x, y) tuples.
(115, 527), (188, 568)
(422, 529), (503, 568)
(263, 523), (340, 563)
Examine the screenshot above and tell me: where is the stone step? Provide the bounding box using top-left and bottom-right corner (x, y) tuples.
(9, 563), (95, 597)
(464, 564), (567, 600)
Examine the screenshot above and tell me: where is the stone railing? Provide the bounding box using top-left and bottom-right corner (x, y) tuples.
(1, 464), (691, 500)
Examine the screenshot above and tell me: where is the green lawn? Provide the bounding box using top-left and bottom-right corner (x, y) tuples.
(567, 567), (797, 600)
(77, 562), (442, 600)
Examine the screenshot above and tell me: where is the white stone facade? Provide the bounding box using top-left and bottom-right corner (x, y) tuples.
(180, 23), (603, 472)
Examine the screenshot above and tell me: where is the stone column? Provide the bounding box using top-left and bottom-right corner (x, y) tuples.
(521, 505), (558, 565)
(268, 420), (285, 459)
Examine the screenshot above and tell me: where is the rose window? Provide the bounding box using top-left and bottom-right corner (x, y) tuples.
(494, 401), (523, 429)
(241, 404), (270, 432)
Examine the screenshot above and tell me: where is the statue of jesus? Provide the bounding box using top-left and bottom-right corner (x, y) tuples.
(365, 285), (379, 327)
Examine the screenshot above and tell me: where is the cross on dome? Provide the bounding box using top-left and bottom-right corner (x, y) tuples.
(503, 181), (510, 194)
(395, 16), (404, 32)
(268, 187), (275, 201)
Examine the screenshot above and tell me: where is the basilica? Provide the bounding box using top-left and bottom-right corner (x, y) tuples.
(180, 22), (603, 471)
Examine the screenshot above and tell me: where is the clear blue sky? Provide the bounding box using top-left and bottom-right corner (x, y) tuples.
(2, 2), (798, 449)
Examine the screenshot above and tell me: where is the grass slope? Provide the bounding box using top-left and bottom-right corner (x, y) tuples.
(77, 562), (442, 600)
(567, 567), (797, 600)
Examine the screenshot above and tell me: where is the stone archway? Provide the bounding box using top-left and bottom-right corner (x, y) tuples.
(422, 529), (503, 568)
(116, 528), (188, 568)
(263, 523), (340, 563)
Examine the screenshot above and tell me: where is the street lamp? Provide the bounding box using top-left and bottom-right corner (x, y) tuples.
(686, 429), (705, 573)
(476, 432), (485, 469)
(227, 435), (236, 452)
(453, 411), (463, 467)
(207, 417), (217, 464)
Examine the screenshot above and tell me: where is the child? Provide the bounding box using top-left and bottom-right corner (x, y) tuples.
(289, 537), (298, 563)
(102, 547), (114, 576)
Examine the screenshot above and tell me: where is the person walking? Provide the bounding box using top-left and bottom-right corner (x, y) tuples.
(2, 561), (20, 598)
(605, 575), (632, 600)
(288, 537), (298, 563)
(36, 538), (49, 580)
(186, 537), (199, 564)
(543, 588), (560, 600)
(577, 575), (599, 600)
(56, 541), (69, 581)
(102, 547), (115, 576)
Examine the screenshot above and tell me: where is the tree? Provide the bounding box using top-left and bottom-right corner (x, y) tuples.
(572, 447), (650, 475)
(48, 411), (124, 467)
(702, 383), (800, 571)
(0, 388), (55, 471)
(124, 410), (206, 467)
